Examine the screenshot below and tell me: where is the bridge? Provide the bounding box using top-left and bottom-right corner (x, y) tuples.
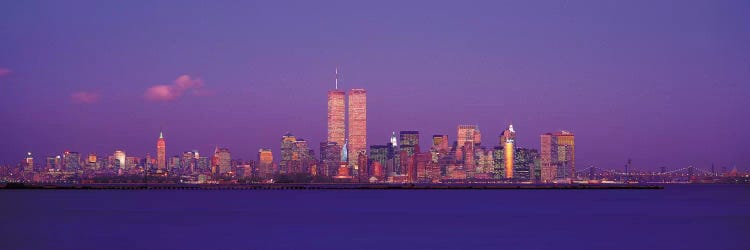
(574, 165), (717, 182)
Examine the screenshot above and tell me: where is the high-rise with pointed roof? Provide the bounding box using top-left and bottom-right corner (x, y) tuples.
(157, 130), (166, 171)
(327, 68), (346, 147)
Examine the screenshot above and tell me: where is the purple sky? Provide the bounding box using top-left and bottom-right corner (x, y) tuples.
(1, 0), (748, 170)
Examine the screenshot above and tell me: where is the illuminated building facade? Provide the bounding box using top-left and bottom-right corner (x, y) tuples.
(456, 125), (480, 160)
(432, 135), (449, 153)
(293, 137), (311, 174)
(87, 153), (97, 165)
(46, 155), (61, 171)
(501, 124), (516, 179)
(63, 151), (81, 171)
(327, 90), (345, 147)
(554, 131), (575, 179)
(320, 142), (341, 177)
(539, 131), (575, 181)
(257, 148), (274, 178)
(181, 151), (197, 173)
(513, 148), (539, 181)
(157, 130), (166, 171)
(280, 133), (297, 174)
(213, 147), (231, 174)
(540, 133), (557, 182)
(369, 145), (390, 173)
(113, 150), (126, 169)
(347, 89), (367, 169)
(23, 152), (33, 172)
(399, 131), (420, 147)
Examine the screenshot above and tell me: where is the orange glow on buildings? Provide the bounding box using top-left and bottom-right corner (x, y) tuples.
(327, 90), (345, 147)
(456, 125), (480, 160)
(554, 131), (575, 178)
(504, 141), (514, 178)
(87, 153), (97, 164)
(372, 161), (383, 179)
(347, 88), (367, 168)
(501, 124), (516, 179)
(540, 133), (556, 182)
(157, 130), (166, 170)
(257, 148), (274, 178)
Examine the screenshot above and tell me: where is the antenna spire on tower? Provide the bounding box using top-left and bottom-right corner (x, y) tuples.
(335, 66), (339, 90)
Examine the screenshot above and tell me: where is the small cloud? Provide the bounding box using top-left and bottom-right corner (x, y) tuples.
(144, 75), (205, 102)
(0, 68), (11, 77)
(71, 91), (100, 104)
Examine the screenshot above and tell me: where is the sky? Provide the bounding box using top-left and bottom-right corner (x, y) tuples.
(0, 0), (748, 171)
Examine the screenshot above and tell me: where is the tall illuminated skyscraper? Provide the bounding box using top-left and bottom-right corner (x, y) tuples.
(540, 131), (574, 180)
(347, 88), (367, 168)
(554, 131), (575, 179)
(540, 133), (557, 182)
(327, 68), (346, 147)
(501, 124), (516, 179)
(157, 130), (166, 171)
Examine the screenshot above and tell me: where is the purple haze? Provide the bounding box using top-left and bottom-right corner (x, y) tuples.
(0, 0), (748, 170)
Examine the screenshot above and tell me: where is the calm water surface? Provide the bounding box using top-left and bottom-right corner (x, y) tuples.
(1, 185), (748, 250)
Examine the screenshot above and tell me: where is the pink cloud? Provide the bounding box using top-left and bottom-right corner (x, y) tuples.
(71, 91), (100, 104)
(144, 75), (205, 102)
(0, 68), (11, 77)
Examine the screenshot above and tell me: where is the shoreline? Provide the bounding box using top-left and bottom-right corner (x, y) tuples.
(0, 183), (664, 190)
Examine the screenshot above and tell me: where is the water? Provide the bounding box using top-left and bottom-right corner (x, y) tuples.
(1, 185), (748, 250)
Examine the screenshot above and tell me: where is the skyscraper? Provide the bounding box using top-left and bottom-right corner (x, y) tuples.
(320, 142), (341, 177)
(114, 150), (126, 169)
(540, 130), (575, 181)
(257, 148), (274, 178)
(157, 130), (166, 171)
(457, 125), (480, 148)
(348, 88), (367, 169)
(554, 131), (575, 179)
(456, 125), (480, 162)
(63, 151), (80, 171)
(540, 133), (557, 182)
(369, 145), (390, 172)
(399, 131), (420, 147)
(46, 155), (61, 171)
(213, 147), (231, 174)
(327, 68), (346, 147)
(280, 133), (297, 174)
(432, 135), (449, 153)
(23, 152), (33, 172)
(501, 124), (516, 179)
(293, 137), (310, 174)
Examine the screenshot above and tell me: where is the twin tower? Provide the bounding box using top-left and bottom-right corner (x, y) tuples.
(327, 68), (366, 169)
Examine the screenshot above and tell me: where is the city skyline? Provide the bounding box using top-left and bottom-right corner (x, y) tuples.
(1, 1), (749, 170)
(2, 2), (749, 250)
